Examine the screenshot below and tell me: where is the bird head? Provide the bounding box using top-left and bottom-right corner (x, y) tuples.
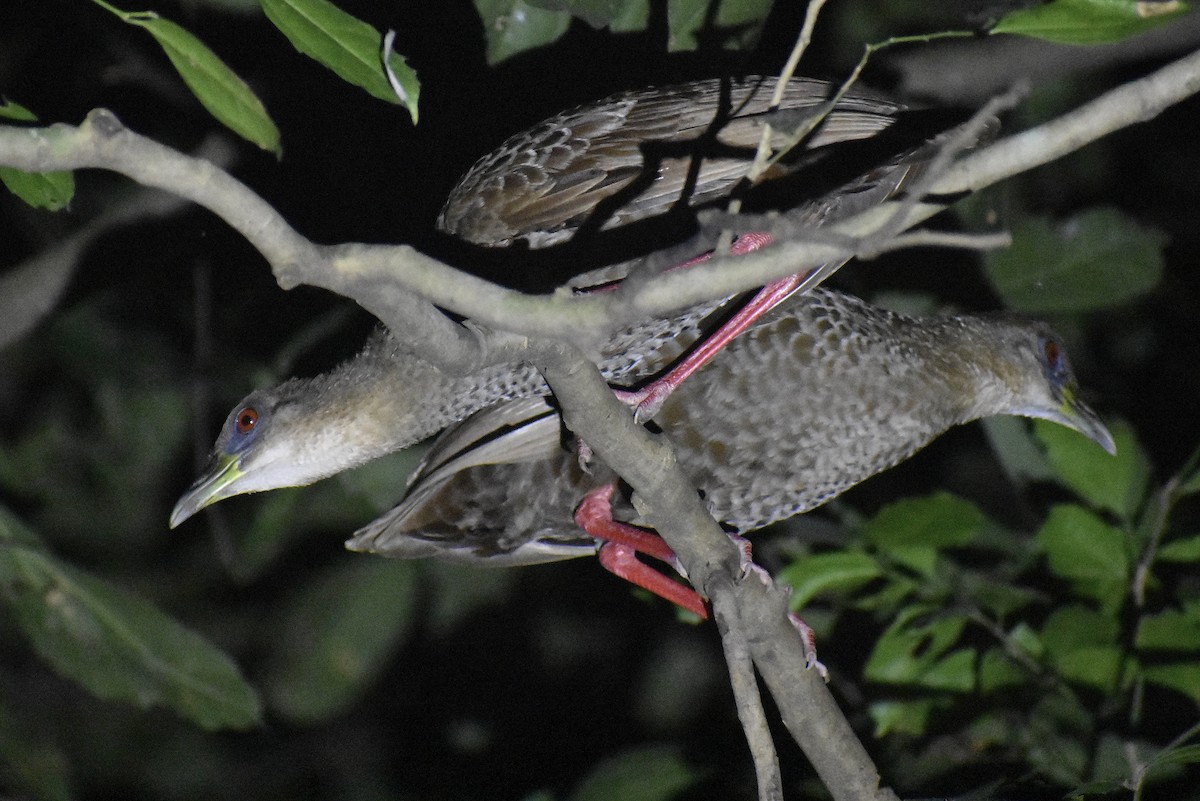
(974, 319), (1116, 456)
(170, 381), (334, 528)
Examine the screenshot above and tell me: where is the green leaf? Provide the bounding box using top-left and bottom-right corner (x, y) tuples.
(1036, 505), (1129, 612)
(962, 573), (1043, 620)
(981, 414), (1056, 484)
(229, 487), (307, 580)
(0, 100), (37, 122)
(90, 2), (281, 153)
(1009, 621), (1046, 660)
(1175, 439), (1200, 496)
(667, 0), (773, 51)
(992, 0), (1188, 45)
(0, 165), (75, 211)
(851, 572), (919, 613)
(1053, 644), (1125, 690)
(984, 207), (1166, 313)
(1158, 534), (1200, 563)
(1090, 732), (1149, 785)
(1142, 663), (1200, 702)
(1024, 694), (1094, 786)
(921, 648), (977, 691)
(0, 509), (261, 730)
(264, 558), (418, 723)
(261, 0), (420, 122)
(1040, 605), (1124, 690)
(1148, 743), (1200, 769)
(1028, 733), (1090, 786)
(569, 745), (700, 801)
(535, 0), (649, 29)
(135, 17), (280, 152)
(474, 0), (572, 64)
(868, 698), (936, 737)
(860, 492), (988, 577)
(1036, 418), (1149, 521)
(606, 0), (651, 31)
(1137, 609), (1200, 651)
(978, 647), (1029, 691)
(778, 551), (882, 609)
(864, 608), (975, 690)
(863, 492), (988, 551)
(0, 101), (75, 210)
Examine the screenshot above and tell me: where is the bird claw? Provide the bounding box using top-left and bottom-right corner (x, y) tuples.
(724, 534), (753, 577)
(726, 535), (824, 676)
(788, 613), (828, 681)
(576, 438), (596, 474)
(612, 385), (668, 425)
(728, 533), (769, 584)
(631, 385), (670, 425)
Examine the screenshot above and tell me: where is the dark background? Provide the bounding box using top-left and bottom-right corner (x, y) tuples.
(2, 1), (1199, 799)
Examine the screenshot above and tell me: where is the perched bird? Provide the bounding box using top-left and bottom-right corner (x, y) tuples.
(174, 289), (1114, 619)
(437, 75), (991, 419)
(168, 289), (741, 527)
(172, 75), (1020, 620)
(438, 75), (924, 250)
(172, 75), (985, 521)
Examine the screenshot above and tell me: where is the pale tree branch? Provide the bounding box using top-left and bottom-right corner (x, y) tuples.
(711, 581), (783, 801)
(2, 45), (1199, 801)
(2, 47), (1198, 343)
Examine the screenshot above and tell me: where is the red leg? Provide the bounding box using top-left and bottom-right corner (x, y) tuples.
(597, 542), (708, 619)
(612, 233), (821, 422)
(577, 487), (827, 675)
(575, 484), (677, 565)
(575, 485), (708, 618)
(576, 232), (812, 421)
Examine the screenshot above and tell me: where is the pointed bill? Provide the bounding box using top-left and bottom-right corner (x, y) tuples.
(1055, 385), (1117, 456)
(169, 453), (244, 528)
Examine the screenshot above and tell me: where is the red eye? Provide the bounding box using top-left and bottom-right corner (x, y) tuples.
(235, 407), (258, 434)
(1043, 339), (1061, 367)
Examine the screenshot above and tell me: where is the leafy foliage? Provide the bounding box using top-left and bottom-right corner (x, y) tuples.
(0, 509), (261, 730)
(991, 0), (1189, 44)
(261, 0), (420, 122)
(91, 0), (281, 153)
(983, 207), (1167, 314)
(0, 102), (74, 210)
(779, 401), (1200, 794)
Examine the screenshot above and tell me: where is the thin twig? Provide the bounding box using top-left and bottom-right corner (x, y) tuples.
(856, 83), (1028, 259)
(873, 228), (1013, 253)
(712, 581), (783, 801)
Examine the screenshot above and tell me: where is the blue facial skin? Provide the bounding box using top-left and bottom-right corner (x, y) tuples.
(1038, 335), (1071, 402)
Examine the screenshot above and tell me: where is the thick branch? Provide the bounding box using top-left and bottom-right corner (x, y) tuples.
(2, 45), (1199, 340)
(5, 46), (1198, 349)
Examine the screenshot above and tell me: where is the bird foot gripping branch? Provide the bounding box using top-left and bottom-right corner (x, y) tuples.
(576, 484), (829, 677)
(176, 288), (1115, 646)
(173, 78), (1113, 677)
(574, 483), (702, 616)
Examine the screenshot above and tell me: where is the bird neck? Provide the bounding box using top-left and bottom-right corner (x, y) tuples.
(914, 317), (1030, 423)
(297, 342), (548, 473)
